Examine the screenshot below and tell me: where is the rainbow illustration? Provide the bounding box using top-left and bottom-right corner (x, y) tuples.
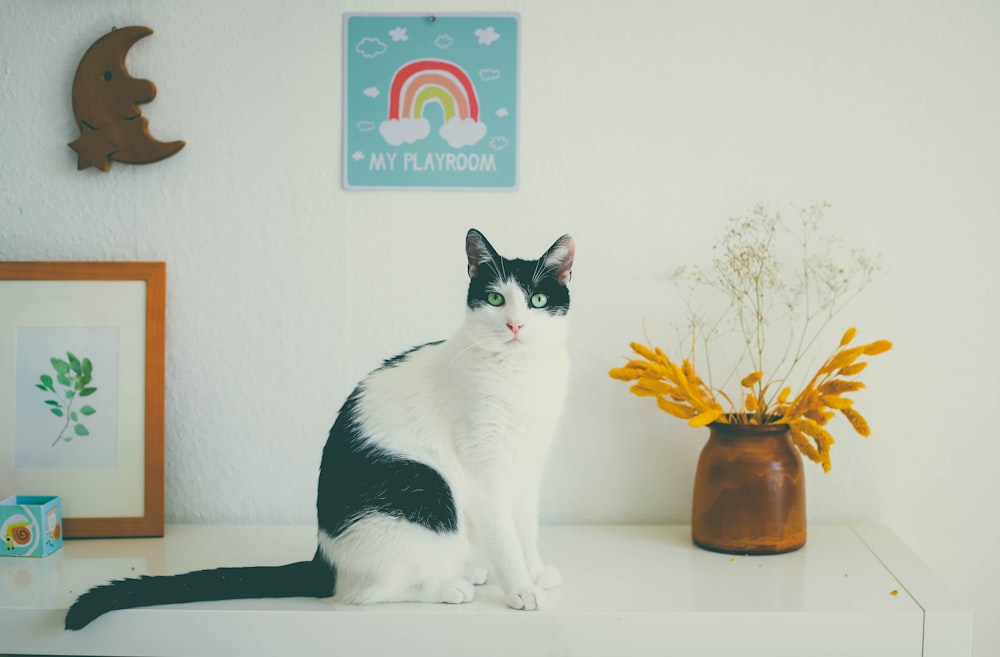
(380, 59), (487, 148)
(388, 59), (479, 123)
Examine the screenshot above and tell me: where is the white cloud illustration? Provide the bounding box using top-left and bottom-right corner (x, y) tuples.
(478, 69), (500, 81)
(351, 151), (365, 161)
(495, 108), (509, 118)
(379, 118), (431, 146)
(388, 27), (408, 42)
(356, 121), (375, 132)
(363, 87), (380, 98)
(439, 118), (487, 148)
(475, 27), (501, 46)
(489, 136), (509, 151)
(355, 37), (388, 59)
(434, 34), (454, 49)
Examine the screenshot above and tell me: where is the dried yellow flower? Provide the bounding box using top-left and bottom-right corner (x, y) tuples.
(819, 380), (866, 394)
(826, 347), (866, 373)
(804, 407), (836, 426)
(656, 396), (698, 420)
(630, 342), (660, 364)
(820, 394), (854, 410)
(609, 327), (890, 471)
(863, 340), (893, 356)
(792, 418), (835, 472)
(689, 408), (724, 428)
(789, 423), (821, 464)
(630, 378), (675, 397)
(840, 407), (871, 437)
(608, 366), (642, 382)
(837, 362), (868, 377)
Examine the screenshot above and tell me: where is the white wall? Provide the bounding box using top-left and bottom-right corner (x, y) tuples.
(2, 0), (998, 652)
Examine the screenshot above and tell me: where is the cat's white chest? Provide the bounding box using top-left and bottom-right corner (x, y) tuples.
(447, 348), (569, 466)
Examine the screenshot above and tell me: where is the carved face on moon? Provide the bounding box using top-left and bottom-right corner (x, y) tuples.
(68, 26), (185, 172)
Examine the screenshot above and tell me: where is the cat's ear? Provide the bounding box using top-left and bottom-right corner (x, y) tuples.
(466, 229), (499, 278)
(542, 234), (575, 286)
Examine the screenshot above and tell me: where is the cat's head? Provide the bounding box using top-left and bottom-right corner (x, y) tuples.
(463, 229), (574, 352)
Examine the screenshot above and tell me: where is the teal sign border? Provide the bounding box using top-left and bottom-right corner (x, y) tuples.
(343, 14), (519, 190)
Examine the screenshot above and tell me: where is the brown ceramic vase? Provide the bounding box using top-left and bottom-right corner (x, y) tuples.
(691, 421), (806, 555)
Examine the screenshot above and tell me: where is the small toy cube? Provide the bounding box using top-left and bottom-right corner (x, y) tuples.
(0, 495), (63, 557)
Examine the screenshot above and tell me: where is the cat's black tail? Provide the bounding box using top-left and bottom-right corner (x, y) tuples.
(64, 549), (335, 630)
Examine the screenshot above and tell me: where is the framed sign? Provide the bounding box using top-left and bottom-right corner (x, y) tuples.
(0, 262), (165, 538)
(343, 13), (520, 190)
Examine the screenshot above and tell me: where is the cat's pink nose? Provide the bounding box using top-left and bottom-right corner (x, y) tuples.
(507, 322), (524, 335)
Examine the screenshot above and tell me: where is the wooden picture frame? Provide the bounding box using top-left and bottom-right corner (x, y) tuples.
(0, 262), (165, 538)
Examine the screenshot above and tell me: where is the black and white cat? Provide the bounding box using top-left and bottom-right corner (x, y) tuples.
(65, 229), (575, 629)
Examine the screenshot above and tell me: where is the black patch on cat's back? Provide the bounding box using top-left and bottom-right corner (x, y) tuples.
(379, 340), (444, 370)
(317, 379), (457, 539)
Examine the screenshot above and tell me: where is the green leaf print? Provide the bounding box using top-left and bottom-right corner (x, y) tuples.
(35, 351), (99, 447)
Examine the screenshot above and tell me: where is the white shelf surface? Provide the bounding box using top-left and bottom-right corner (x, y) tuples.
(0, 524), (970, 657)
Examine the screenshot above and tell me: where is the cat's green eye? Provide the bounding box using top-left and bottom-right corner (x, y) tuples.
(530, 293), (548, 308)
(487, 292), (505, 307)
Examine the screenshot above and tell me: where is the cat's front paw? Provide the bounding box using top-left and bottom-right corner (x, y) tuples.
(534, 564), (562, 590)
(440, 577), (475, 604)
(505, 585), (545, 611)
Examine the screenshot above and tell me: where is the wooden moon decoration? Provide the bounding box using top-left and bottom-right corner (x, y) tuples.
(68, 26), (185, 172)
